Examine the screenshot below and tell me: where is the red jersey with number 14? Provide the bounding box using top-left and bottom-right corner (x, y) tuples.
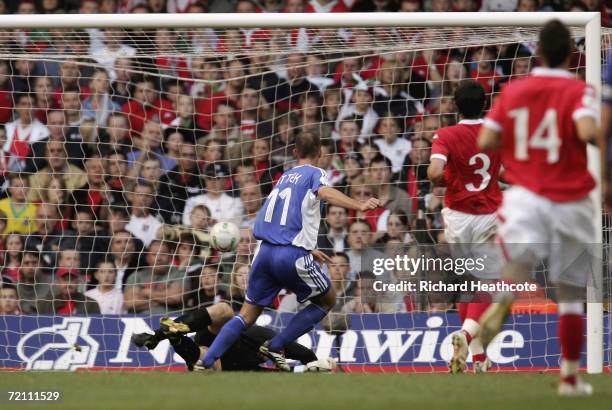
(431, 119), (502, 214)
(484, 67), (598, 202)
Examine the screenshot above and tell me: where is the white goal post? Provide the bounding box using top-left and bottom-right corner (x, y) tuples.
(0, 11), (603, 373)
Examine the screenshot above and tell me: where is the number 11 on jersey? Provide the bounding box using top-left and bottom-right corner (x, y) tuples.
(264, 187), (292, 226)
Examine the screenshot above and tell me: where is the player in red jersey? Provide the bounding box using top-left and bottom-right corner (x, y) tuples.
(478, 20), (600, 396)
(428, 80), (503, 374)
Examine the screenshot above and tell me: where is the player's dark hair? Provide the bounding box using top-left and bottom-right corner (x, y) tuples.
(454, 80), (485, 119)
(539, 19), (572, 68)
(295, 131), (321, 159)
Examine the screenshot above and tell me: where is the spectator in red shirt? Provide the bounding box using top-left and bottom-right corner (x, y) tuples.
(196, 59), (245, 131)
(121, 78), (174, 136)
(155, 28), (190, 78)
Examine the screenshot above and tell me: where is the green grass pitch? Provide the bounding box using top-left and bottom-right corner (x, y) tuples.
(0, 372), (611, 410)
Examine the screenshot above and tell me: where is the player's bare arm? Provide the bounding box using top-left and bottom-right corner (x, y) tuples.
(318, 185), (381, 212)
(575, 116), (600, 145)
(427, 158), (446, 185)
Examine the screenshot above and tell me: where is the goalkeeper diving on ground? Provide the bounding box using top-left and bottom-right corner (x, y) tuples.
(132, 302), (336, 372)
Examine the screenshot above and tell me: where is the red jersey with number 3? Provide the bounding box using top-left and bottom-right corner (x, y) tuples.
(431, 119), (502, 214)
(484, 67), (598, 202)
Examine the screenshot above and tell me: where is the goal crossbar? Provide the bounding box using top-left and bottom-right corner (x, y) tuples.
(0, 12), (600, 29)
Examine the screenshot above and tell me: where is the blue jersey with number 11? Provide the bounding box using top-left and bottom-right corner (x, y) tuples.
(253, 164), (329, 250)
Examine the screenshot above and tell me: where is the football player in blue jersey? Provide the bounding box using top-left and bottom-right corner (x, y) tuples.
(200, 131), (381, 370)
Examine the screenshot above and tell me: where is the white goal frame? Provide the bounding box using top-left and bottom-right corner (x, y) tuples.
(0, 11), (603, 374)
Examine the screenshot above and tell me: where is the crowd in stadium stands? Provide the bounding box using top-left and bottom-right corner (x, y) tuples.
(0, 0), (604, 319)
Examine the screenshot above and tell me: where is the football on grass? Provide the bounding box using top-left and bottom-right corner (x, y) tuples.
(210, 221), (240, 252)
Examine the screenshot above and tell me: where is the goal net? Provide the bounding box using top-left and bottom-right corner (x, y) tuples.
(0, 13), (609, 373)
